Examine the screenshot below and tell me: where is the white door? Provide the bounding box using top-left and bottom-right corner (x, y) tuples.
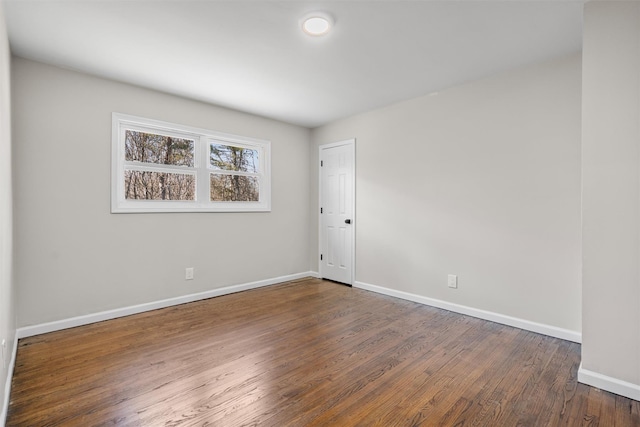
(319, 140), (355, 285)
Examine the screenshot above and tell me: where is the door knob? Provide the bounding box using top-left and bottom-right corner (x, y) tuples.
(345, 219), (351, 224)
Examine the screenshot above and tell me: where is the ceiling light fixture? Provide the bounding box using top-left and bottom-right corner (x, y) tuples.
(301, 12), (333, 37)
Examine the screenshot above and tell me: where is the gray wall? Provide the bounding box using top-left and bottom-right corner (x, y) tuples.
(0, 2), (15, 419)
(581, 1), (640, 388)
(12, 57), (311, 327)
(311, 53), (582, 333)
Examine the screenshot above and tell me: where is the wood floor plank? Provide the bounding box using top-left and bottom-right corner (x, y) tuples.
(7, 278), (639, 426)
(310, 317), (512, 426)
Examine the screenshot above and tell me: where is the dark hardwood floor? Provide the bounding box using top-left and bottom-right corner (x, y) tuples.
(7, 278), (640, 426)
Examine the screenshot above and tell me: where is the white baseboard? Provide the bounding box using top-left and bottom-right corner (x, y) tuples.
(354, 280), (582, 343)
(578, 363), (640, 401)
(1, 333), (18, 427)
(308, 271), (320, 278)
(17, 272), (318, 339)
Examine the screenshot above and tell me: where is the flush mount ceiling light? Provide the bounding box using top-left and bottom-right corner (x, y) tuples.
(301, 12), (334, 37)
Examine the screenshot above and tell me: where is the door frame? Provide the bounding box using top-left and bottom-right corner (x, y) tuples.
(318, 139), (356, 285)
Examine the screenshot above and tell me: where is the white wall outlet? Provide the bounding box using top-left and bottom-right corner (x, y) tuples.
(185, 267), (194, 280)
(448, 274), (458, 289)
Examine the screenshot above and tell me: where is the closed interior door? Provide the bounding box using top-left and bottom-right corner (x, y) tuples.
(319, 140), (354, 285)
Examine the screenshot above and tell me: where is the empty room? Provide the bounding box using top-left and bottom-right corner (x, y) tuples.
(1, 0), (639, 425)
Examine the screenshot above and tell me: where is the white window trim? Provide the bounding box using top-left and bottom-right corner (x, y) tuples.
(111, 113), (271, 213)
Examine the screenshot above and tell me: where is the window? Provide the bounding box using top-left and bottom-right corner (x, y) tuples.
(112, 113), (271, 213)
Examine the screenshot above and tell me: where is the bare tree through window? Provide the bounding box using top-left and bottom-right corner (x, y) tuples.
(125, 130), (194, 166)
(124, 130), (195, 201)
(125, 171), (195, 201)
(209, 143), (260, 202)
(210, 175), (259, 202)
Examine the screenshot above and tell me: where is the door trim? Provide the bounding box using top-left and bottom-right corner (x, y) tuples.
(318, 139), (356, 285)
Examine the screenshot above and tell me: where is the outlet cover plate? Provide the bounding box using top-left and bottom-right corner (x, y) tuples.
(448, 274), (458, 289)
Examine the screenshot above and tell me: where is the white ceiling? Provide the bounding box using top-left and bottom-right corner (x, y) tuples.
(3, 1), (584, 128)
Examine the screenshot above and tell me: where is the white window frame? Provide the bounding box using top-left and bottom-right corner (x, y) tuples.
(111, 113), (271, 213)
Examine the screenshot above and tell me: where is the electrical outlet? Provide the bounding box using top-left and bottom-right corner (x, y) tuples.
(448, 274), (458, 289)
(185, 267), (194, 280)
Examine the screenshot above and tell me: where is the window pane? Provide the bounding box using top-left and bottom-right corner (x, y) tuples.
(210, 174), (259, 202)
(125, 130), (194, 167)
(125, 170), (195, 200)
(210, 143), (258, 173)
